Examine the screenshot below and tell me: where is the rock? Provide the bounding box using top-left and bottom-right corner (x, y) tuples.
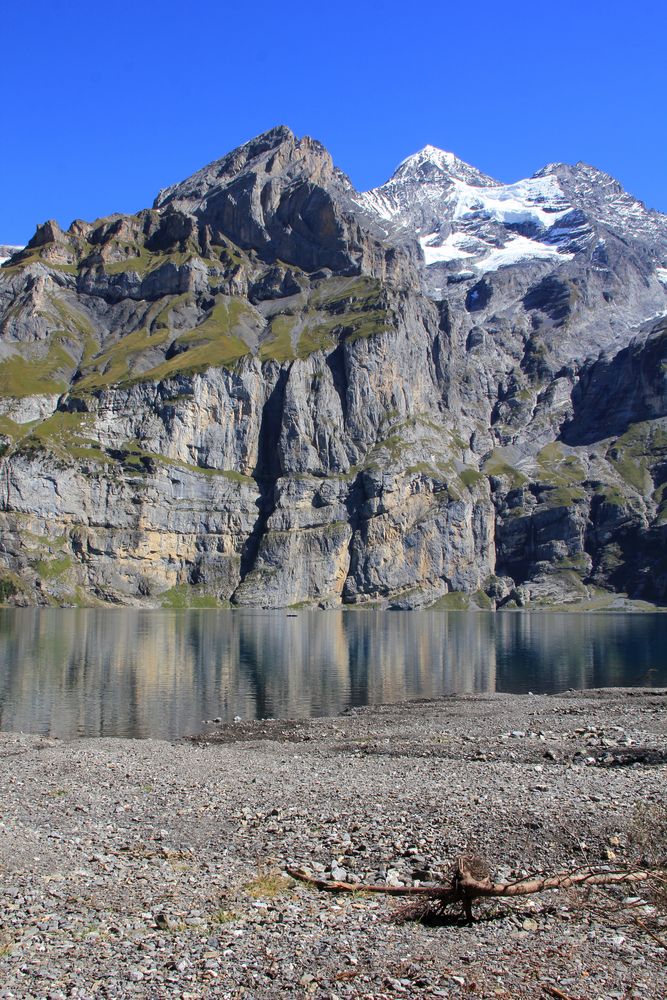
(386, 869), (403, 886)
(0, 128), (666, 609)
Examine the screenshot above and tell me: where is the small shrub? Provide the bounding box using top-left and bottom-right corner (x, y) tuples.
(0, 577), (17, 602)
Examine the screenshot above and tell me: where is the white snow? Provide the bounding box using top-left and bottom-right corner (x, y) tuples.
(475, 236), (574, 273)
(419, 230), (573, 272)
(358, 188), (401, 223)
(397, 145), (462, 172)
(451, 175), (570, 232)
(359, 156), (576, 282)
(361, 144), (667, 292)
(357, 144), (501, 226)
(419, 232), (474, 265)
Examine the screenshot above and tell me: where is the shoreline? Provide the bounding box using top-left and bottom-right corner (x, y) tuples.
(2, 596), (667, 614)
(1, 688), (666, 998)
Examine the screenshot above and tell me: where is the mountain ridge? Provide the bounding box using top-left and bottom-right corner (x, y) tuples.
(0, 127), (665, 610)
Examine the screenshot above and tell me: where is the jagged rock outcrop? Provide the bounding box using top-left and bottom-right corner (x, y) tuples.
(0, 126), (665, 608)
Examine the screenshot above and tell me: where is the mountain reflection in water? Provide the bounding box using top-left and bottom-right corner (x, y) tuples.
(0, 609), (664, 740)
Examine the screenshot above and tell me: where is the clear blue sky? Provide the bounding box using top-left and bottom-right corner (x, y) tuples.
(2, 0), (666, 245)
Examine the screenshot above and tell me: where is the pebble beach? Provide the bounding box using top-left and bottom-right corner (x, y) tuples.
(1, 688), (665, 999)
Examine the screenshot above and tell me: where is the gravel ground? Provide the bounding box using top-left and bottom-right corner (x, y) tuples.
(0, 688), (666, 999)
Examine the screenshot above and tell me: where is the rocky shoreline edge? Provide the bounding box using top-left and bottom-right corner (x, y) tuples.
(1, 688), (666, 998)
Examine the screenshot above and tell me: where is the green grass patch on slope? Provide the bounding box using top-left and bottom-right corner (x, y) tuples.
(1, 274), (394, 398)
(13, 411), (109, 465)
(259, 277), (391, 362)
(0, 568), (30, 603)
(102, 248), (194, 276)
(309, 276), (383, 310)
(151, 293), (193, 331)
(607, 422), (667, 497)
(144, 336), (249, 381)
(536, 443), (587, 483)
(74, 326), (171, 391)
(139, 299), (255, 380)
(429, 590), (493, 610)
(31, 555), (73, 579)
(259, 314), (298, 362)
(534, 442), (588, 507)
(482, 451), (528, 489)
(459, 467), (486, 490)
(0, 342), (73, 398)
(160, 585), (225, 609)
(1, 251), (80, 275)
(0, 293), (102, 398)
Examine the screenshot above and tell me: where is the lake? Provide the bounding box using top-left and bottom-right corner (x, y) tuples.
(0, 609), (665, 740)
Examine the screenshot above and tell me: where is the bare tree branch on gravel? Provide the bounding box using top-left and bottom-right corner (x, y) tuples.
(287, 855), (661, 924)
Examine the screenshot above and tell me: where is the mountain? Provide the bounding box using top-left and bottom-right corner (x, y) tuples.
(360, 148), (667, 273)
(0, 127), (665, 610)
(359, 148), (667, 354)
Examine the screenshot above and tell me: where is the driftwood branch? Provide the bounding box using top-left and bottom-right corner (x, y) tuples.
(286, 856), (657, 923)
(634, 917), (667, 949)
(542, 987), (577, 1000)
(286, 869), (436, 896)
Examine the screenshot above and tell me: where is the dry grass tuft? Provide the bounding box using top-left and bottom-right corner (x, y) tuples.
(244, 870), (294, 899)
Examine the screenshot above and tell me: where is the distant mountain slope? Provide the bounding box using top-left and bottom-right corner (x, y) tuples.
(0, 127), (665, 609)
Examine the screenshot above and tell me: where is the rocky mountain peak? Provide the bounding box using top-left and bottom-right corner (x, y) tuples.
(391, 144), (499, 188)
(153, 125), (345, 213)
(535, 159), (616, 184)
(532, 161), (667, 262)
(144, 126), (379, 275)
(353, 140), (667, 308)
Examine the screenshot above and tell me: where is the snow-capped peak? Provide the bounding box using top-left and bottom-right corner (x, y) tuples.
(392, 145), (498, 188)
(356, 146), (499, 229)
(357, 144), (667, 302)
(397, 145), (461, 171)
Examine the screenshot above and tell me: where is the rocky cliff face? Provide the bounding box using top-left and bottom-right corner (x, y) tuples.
(0, 126), (665, 609)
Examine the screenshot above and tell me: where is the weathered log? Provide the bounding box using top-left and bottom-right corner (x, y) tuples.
(286, 857), (657, 923)
(286, 862), (652, 899)
(285, 869), (437, 896)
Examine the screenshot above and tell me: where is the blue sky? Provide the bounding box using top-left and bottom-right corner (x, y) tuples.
(2, 0), (666, 245)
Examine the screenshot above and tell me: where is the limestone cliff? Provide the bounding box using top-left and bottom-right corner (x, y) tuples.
(0, 127), (665, 608)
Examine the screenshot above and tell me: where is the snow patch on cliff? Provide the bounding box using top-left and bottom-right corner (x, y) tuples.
(476, 236), (574, 272)
(451, 175), (570, 232)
